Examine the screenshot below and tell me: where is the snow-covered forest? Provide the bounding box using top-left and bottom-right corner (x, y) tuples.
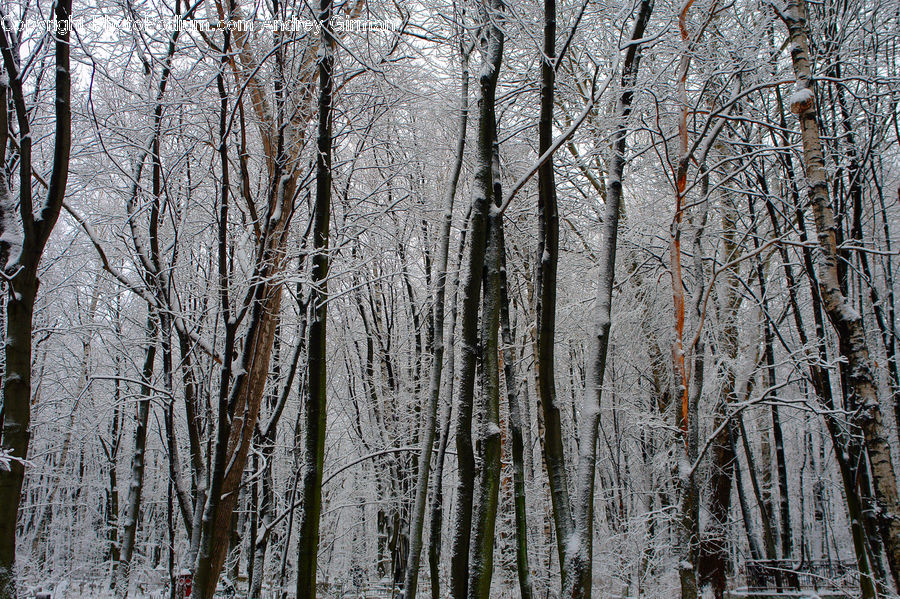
(1, 0), (899, 597)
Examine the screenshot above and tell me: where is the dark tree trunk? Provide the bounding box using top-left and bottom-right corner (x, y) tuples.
(0, 1), (71, 593)
(295, 0), (333, 595)
(448, 3), (503, 594)
(118, 315), (160, 592)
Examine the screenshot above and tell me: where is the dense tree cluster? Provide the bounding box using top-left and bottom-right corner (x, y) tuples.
(1, 0), (899, 597)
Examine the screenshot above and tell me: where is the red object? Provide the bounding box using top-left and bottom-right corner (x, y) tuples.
(175, 572), (193, 598)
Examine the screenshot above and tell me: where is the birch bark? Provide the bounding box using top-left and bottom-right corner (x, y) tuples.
(781, 0), (900, 590)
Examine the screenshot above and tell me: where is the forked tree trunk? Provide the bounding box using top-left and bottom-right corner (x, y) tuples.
(447, 4), (504, 595)
(0, 2), (71, 594)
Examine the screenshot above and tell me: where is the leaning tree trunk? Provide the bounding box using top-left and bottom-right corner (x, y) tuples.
(0, 2), (71, 594)
(782, 0), (900, 591)
(567, 1), (654, 597)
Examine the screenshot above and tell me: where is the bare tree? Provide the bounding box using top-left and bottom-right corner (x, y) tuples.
(0, 1), (71, 595)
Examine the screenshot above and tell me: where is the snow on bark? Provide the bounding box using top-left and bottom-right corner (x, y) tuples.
(782, 0), (900, 591)
(788, 86), (814, 112)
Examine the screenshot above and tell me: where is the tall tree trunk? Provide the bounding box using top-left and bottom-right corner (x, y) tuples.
(781, 0), (900, 591)
(428, 204), (471, 599)
(104, 346), (123, 582)
(752, 206), (797, 586)
(468, 79), (505, 596)
(249, 323), (304, 599)
(295, 0), (333, 595)
(729, 420), (762, 562)
(191, 0), (317, 590)
(0, 1), (71, 593)
(698, 194), (741, 599)
(534, 0), (575, 581)
(403, 40), (470, 599)
(117, 314), (160, 594)
(447, 3), (503, 593)
(567, 1), (654, 597)
(673, 4), (699, 598)
(500, 251), (534, 599)
(767, 85), (878, 597)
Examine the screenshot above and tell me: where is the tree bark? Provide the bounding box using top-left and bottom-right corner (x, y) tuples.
(447, 4), (504, 595)
(698, 195), (741, 599)
(403, 40), (470, 599)
(534, 0), (575, 579)
(117, 314), (160, 594)
(468, 81), (505, 596)
(673, 4), (699, 599)
(428, 204), (471, 599)
(767, 85), (878, 597)
(500, 250), (534, 599)
(295, 0), (333, 595)
(567, 1), (654, 597)
(781, 0), (900, 591)
(0, 1), (71, 593)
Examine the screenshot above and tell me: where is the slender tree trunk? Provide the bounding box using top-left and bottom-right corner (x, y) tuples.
(295, 0), (333, 595)
(730, 420), (762, 562)
(403, 41), (470, 599)
(567, 2), (653, 597)
(782, 0), (900, 591)
(27, 272), (102, 558)
(756, 240), (797, 587)
(468, 89), (505, 597)
(428, 204), (471, 599)
(105, 371), (123, 582)
(673, 4), (699, 597)
(767, 85), (878, 597)
(448, 4), (503, 593)
(534, 0), (575, 579)
(500, 251), (534, 599)
(698, 191), (741, 599)
(117, 314), (160, 594)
